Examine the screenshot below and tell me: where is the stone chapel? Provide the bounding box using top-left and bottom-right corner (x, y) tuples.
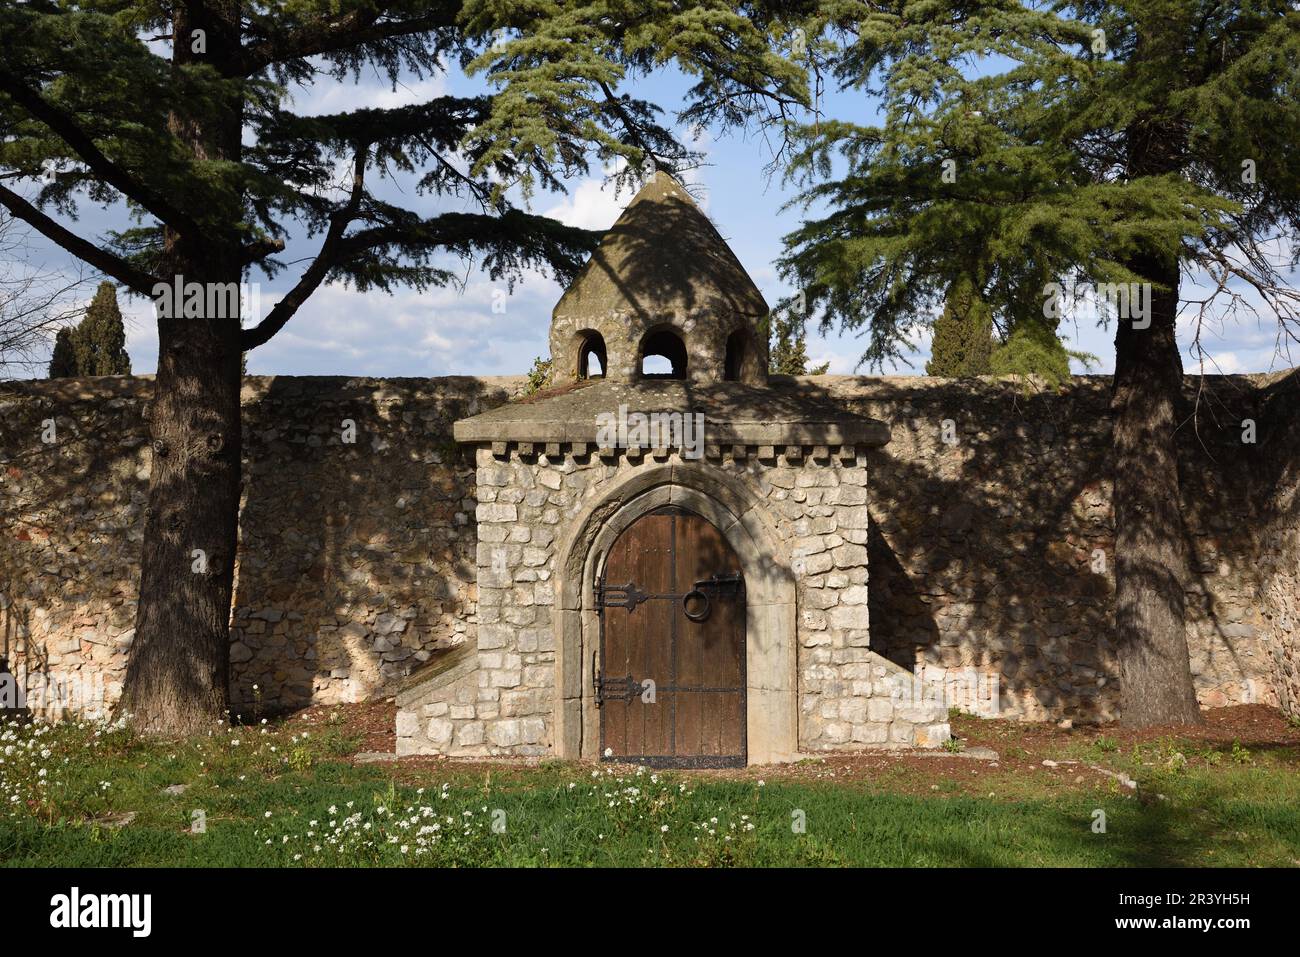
(395, 172), (952, 764)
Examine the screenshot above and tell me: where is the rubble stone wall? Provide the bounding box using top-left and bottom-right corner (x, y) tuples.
(3, 372), (1297, 732)
(0, 375), (521, 717)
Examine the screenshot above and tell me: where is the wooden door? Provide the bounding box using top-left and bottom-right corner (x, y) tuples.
(597, 506), (746, 767)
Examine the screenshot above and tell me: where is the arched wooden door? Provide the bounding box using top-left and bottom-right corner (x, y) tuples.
(597, 506), (746, 767)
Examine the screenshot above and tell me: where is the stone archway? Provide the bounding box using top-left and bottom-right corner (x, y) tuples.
(552, 463), (797, 764)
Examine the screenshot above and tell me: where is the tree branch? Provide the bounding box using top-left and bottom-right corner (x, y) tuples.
(240, 9), (458, 75)
(0, 183), (160, 293)
(240, 236), (287, 266)
(0, 65), (204, 237)
(596, 80), (670, 174)
(240, 147), (368, 350)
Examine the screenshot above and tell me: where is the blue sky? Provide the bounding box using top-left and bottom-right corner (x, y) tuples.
(11, 54), (1298, 379)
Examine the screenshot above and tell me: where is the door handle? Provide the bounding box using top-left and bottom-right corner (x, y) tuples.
(682, 589), (710, 622)
(683, 573), (742, 622)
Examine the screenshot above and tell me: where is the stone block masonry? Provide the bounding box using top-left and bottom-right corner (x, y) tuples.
(3, 372), (1298, 739)
(395, 443), (948, 757)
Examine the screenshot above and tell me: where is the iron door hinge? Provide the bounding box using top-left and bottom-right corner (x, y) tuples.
(595, 673), (641, 705)
(596, 580), (649, 615)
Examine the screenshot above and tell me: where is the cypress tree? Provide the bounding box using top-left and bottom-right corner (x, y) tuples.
(72, 282), (131, 375)
(769, 310), (830, 375)
(926, 275), (994, 377)
(988, 262), (1097, 385)
(48, 327), (78, 377)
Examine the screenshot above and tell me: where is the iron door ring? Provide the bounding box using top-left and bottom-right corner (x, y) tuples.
(682, 589), (710, 622)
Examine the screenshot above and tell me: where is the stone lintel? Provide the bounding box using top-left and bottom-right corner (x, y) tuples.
(457, 419), (890, 448)
(485, 441), (868, 463)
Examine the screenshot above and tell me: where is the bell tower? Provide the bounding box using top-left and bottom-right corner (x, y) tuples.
(548, 172), (769, 387)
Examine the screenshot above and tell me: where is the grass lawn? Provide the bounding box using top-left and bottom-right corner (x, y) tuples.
(1, 704), (1297, 867)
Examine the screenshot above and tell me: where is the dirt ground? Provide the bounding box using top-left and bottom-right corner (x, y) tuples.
(283, 698), (398, 753)
(282, 700), (1300, 796)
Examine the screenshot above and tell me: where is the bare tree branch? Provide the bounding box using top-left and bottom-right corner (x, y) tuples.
(0, 183), (160, 293)
(0, 213), (95, 376)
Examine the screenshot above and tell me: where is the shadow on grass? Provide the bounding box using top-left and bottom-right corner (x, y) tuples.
(3, 767), (1295, 867)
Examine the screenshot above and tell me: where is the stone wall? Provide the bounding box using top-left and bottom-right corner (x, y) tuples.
(819, 374), (1294, 721)
(0, 375), (521, 717)
(3, 371), (1298, 728)
(1252, 373), (1300, 715)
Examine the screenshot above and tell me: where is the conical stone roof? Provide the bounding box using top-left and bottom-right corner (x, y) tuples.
(553, 171), (768, 323)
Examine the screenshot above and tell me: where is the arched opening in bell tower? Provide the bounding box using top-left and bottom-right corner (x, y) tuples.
(576, 330), (607, 379)
(638, 327), (688, 379)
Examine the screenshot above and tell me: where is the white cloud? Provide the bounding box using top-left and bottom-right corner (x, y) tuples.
(243, 276), (561, 377)
(289, 72), (451, 117)
(1198, 350), (1243, 373)
(542, 175), (627, 231)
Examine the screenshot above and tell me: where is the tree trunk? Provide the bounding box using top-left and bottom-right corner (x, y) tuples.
(120, 303), (242, 734)
(1110, 13), (1202, 728)
(1111, 248), (1202, 726)
(119, 4), (244, 734)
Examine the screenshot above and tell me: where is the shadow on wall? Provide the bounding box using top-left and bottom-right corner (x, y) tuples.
(227, 375), (517, 717)
(0, 377), (147, 719)
(1, 599), (32, 708)
(1248, 368), (1300, 715)
(3, 368), (1296, 725)
(576, 178), (765, 324)
(852, 376), (1117, 723)
(774, 371), (1292, 723)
